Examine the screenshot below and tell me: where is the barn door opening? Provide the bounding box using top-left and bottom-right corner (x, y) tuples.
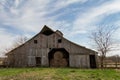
(89, 55), (97, 68)
(35, 57), (41, 67)
(48, 48), (69, 67)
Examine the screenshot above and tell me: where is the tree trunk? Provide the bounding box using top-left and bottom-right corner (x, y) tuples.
(100, 55), (105, 69)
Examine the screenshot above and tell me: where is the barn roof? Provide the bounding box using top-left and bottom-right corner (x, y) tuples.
(6, 25), (97, 55)
(40, 25), (54, 35)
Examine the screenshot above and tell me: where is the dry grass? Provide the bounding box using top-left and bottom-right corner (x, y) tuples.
(0, 68), (120, 80)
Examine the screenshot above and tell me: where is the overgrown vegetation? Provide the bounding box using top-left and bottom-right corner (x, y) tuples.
(0, 68), (120, 80)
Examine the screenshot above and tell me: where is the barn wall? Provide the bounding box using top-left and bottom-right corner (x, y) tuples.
(47, 33), (93, 68)
(69, 54), (90, 68)
(47, 33), (94, 55)
(6, 31), (97, 68)
(10, 46), (28, 67)
(8, 34), (50, 67)
(26, 34), (49, 67)
(52, 33), (97, 68)
(7, 53), (15, 67)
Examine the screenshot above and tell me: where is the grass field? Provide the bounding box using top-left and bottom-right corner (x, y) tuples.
(0, 68), (120, 80)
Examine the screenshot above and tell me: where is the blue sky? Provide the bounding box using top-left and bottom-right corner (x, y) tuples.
(0, 0), (120, 56)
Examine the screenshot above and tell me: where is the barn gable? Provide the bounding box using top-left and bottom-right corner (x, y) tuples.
(40, 25), (54, 36)
(5, 25), (98, 68)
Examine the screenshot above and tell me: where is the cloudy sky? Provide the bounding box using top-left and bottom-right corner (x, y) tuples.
(0, 0), (120, 57)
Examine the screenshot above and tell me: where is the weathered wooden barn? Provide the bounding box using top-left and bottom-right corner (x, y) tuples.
(6, 25), (98, 68)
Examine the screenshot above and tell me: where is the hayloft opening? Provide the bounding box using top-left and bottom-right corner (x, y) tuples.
(42, 30), (54, 36)
(40, 25), (54, 36)
(48, 48), (69, 67)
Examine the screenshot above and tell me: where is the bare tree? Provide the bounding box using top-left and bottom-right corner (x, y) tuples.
(90, 25), (118, 68)
(4, 36), (28, 53)
(13, 36), (28, 48)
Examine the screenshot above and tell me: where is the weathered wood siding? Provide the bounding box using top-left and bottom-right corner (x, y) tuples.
(7, 30), (97, 68)
(47, 33), (94, 68)
(69, 55), (90, 68)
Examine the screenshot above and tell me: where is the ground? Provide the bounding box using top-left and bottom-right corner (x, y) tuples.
(0, 68), (120, 80)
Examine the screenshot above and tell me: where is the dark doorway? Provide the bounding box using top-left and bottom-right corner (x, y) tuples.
(89, 55), (97, 68)
(35, 57), (41, 67)
(48, 48), (69, 67)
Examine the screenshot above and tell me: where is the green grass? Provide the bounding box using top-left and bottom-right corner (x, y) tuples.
(0, 68), (120, 80)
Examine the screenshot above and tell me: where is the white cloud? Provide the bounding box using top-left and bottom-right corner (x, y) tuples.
(54, 0), (87, 8)
(0, 0), (87, 56)
(0, 28), (16, 56)
(1, 0), (120, 56)
(72, 0), (120, 35)
(68, 0), (120, 56)
(14, 0), (20, 7)
(0, 0), (87, 33)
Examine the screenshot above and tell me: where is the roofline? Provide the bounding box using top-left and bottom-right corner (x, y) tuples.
(58, 34), (97, 53)
(40, 25), (55, 33)
(6, 25), (53, 55)
(49, 31), (97, 53)
(6, 25), (97, 55)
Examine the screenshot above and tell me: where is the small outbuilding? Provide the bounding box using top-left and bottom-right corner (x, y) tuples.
(6, 25), (98, 68)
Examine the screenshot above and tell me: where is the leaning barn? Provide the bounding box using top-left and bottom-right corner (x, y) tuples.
(6, 25), (98, 68)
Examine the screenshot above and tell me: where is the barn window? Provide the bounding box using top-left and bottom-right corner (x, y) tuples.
(58, 39), (62, 43)
(34, 40), (38, 44)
